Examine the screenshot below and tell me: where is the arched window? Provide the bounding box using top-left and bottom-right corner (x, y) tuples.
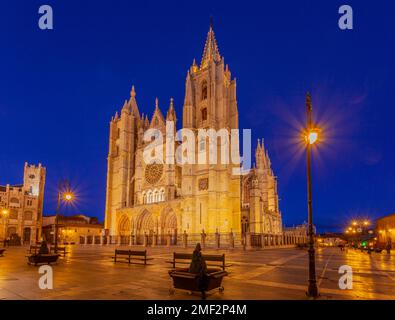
(10, 209), (18, 219)
(142, 192), (146, 204)
(147, 191), (153, 204)
(10, 197), (19, 204)
(154, 190), (159, 203)
(201, 81), (208, 101)
(24, 211), (33, 220)
(199, 137), (206, 151)
(201, 108), (207, 121)
(160, 189), (165, 202)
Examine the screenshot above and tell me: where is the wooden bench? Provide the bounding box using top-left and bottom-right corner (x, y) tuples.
(166, 252), (231, 271)
(50, 246), (68, 257)
(0, 248), (5, 256)
(27, 254), (59, 266)
(112, 249), (153, 265)
(28, 245), (40, 254)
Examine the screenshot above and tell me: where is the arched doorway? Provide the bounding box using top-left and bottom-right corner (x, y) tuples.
(7, 226), (17, 237)
(118, 215), (131, 245)
(23, 227), (31, 244)
(160, 207), (178, 245)
(136, 210), (155, 245)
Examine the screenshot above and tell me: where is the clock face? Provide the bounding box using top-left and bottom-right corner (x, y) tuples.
(29, 174), (35, 179)
(145, 163), (163, 184)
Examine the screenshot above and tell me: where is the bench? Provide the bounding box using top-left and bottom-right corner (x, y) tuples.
(0, 248), (5, 256)
(27, 254), (59, 266)
(112, 249), (153, 265)
(28, 245), (40, 254)
(50, 246), (68, 257)
(166, 252), (231, 271)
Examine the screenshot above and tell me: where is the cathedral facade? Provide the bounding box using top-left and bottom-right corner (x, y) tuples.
(104, 25), (282, 245)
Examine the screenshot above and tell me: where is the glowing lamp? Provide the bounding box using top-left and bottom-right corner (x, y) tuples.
(64, 192), (73, 201)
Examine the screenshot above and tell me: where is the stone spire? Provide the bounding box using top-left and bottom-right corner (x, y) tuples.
(184, 71), (194, 106)
(200, 21), (221, 69)
(121, 99), (129, 113)
(128, 85), (140, 118)
(166, 97), (177, 122)
(150, 98), (165, 127)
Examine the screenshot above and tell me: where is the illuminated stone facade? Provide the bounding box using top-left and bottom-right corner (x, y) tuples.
(104, 25), (282, 244)
(0, 162), (46, 244)
(376, 213), (395, 247)
(42, 214), (103, 245)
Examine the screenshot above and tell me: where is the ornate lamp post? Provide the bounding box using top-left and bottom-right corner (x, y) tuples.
(304, 93), (319, 298)
(54, 180), (74, 253)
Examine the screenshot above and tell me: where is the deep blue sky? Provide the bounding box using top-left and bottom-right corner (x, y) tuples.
(1, 1), (394, 232)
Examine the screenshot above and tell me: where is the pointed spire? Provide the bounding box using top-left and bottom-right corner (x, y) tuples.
(151, 98), (165, 127)
(184, 71), (194, 106)
(167, 97), (177, 121)
(121, 99), (129, 113)
(191, 58), (198, 73)
(128, 85), (140, 118)
(200, 20), (221, 69)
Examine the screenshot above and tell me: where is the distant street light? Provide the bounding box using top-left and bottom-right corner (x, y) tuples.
(54, 180), (74, 253)
(304, 92), (319, 298)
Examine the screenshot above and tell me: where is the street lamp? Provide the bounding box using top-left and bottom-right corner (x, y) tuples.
(54, 180), (74, 253)
(304, 92), (319, 298)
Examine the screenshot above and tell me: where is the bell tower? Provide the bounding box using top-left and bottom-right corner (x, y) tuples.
(182, 22), (238, 131)
(181, 22), (241, 236)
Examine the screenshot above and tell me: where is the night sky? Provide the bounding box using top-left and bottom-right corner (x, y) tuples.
(1, 0), (394, 232)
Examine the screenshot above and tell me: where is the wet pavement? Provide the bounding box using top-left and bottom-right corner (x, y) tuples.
(0, 245), (394, 300)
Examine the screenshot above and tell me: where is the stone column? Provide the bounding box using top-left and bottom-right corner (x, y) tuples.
(106, 235), (109, 245)
(182, 230), (188, 248)
(167, 231), (171, 247)
(84, 235), (88, 245)
(201, 230), (207, 249)
(215, 229), (220, 249)
(91, 235), (95, 245)
(261, 233), (265, 248)
(129, 234), (133, 246)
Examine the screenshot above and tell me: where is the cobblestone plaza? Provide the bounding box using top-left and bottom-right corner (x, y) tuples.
(1, 246), (394, 300)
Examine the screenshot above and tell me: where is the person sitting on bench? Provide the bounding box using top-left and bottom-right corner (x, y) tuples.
(38, 241), (49, 255)
(189, 243), (209, 298)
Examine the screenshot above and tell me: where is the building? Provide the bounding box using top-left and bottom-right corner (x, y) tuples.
(0, 162), (46, 244)
(104, 24), (282, 245)
(376, 213), (395, 247)
(42, 214), (103, 244)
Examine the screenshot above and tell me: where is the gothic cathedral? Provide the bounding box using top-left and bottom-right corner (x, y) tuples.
(104, 24), (282, 245)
